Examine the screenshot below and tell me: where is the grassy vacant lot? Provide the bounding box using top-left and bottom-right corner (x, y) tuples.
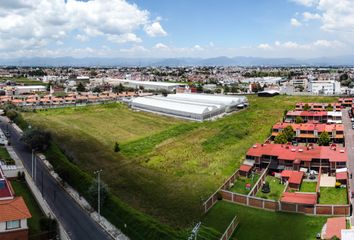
(23, 95), (337, 231)
(11, 180), (45, 236)
(256, 175), (285, 200)
(319, 187), (348, 205)
(0, 77), (46, 86)
(300, 181), (317, 192)
(0, 146), (11, 160)
(203, 201), (326, 240)
(230, 174), (260, 195)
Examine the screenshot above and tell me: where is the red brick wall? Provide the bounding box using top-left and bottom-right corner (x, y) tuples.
(333, 206), (350, 215)
(316, 205), (332, 215)
(0, 229), (28, 240)
(234, 194), (247, 204)
(249, 198), (263, 208)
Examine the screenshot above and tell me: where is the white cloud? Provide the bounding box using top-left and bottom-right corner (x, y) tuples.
(193, 45), (204, 51)
(154, 43), (169, 50)
(290, 18), (302, 27)
(291, 0), (318, 7)
(303, 12), (322, 21)
(107, 33), (142, 44)
(144, 22), (167, 37)
(258, 43), (272, 50)
(0, 0), (167, 53)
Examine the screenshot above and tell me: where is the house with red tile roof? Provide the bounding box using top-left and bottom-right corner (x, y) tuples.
(285, 111), (342, 124)
(280, 170), (304, 190)
(246, 143), (347, 174)
(280, 192), (317, 205)
(322, 217), (346, 239)
(295, 102), (341, 111)
(0, 167), (31, 240)
(272, 122), (344, 143)
(338, 98), (353, 107)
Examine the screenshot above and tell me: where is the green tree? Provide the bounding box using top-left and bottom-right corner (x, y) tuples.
(196, 84), (203, 93)
(274, 133), (288, 144)
(303, 103), (310, 111)
(114, 142), (120, 152)
(21, 128), (51, 151)
(282, 126), (295, 142)
(112, 83), (125, 93)
(325, 104), (333, 111)
(318, 131), (330, 146)
(295, 116), (304, 124)
(39, 217), (58, 239)
(92, 86), (101, 93)
(76, 82), (86, 92)
(224, 85), (230, 94)
(6, 109), (18, 121)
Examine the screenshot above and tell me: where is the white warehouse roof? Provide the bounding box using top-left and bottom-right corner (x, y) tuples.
(131, 93), (248, 121)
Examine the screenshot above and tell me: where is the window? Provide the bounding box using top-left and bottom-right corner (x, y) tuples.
(6, 220), (20, 230)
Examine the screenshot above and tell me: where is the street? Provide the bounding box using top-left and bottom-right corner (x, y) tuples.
(0, 117), (112, 240)
(341, 109), (354, 224)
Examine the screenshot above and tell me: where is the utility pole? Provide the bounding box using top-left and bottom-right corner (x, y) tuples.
(34, 152), (37, 182)
(94, 169), (103, 222)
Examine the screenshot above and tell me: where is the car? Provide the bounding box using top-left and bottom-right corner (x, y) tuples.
(351, 118), (354, 122)
(352, 124), (354, 129)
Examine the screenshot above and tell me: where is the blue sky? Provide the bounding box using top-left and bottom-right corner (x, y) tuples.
(0, 0), (353, 58)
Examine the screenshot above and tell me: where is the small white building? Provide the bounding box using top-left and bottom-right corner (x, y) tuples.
(108, 79), (185, 91)
(13, 85), (47, 95)
(308, 80), (341, 95)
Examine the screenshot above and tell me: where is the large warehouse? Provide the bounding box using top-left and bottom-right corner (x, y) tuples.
(131, 94), (248, 121)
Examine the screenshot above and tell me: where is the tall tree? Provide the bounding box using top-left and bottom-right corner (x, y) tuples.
(318, 131), (330, 146)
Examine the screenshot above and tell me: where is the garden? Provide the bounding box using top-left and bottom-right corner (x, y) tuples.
(319, 187), (348, 205)
(255, 175), (285, 200)
(299, 181), (317, 192)
(229, 174), (260, 195)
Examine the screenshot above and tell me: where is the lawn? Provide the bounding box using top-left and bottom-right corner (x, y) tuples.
(230, 174), (260, 195)
(300, 181), (317, 192)
(203, 201), (326, 240)
(255, 175), (285, 200)
(22, 95), (337, 232)
(319, 187), (348, 205)
(11, 180), (45, 236)
(0, 146), (11, 160)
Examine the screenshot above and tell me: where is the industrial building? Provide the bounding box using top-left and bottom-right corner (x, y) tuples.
(131, 93), (248, 121)
(107, 79), (185, 91)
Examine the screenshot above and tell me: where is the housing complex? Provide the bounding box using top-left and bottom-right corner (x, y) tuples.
(204, 97), (354, 240)
(0, 167), (31, 240)
(271, 122), (344, 143)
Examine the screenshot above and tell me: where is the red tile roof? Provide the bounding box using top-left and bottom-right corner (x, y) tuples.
(281, 192), (317, 205)
(325, 217), (346, 239)
(272, 122), (344, 132)
(247, 143), (347, 163)
(239, 164), (252, 173)
(0, 197), (31, 222)
(286, 111), (328, 117)
(336, 172), (348, 180)
(281, 170), (304, 185)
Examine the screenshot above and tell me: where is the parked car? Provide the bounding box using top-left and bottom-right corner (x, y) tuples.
(351, 118), (354, 122)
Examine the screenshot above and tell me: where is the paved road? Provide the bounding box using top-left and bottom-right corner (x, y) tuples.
(0, 117), (112, 240)
(341, 109), (354, 223)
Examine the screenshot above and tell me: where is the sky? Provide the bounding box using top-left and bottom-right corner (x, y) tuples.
(0, 0), (354, 59)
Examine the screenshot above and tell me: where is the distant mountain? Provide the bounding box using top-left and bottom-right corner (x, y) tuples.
(0, 55), (354, 67)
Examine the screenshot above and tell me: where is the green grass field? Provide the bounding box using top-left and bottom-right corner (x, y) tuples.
(11, 180), (45, 236)
(230, 174), (260, 195)
(255, 175), (285, 200)
(203, 201), (326, 240)
(300, 181), (317, 192)
(0, 77), (46, 86)
(319, 187), (348, 205)
(22, 95), (337, 233)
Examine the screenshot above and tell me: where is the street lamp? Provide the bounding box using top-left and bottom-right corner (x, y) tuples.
(94, 169), (103, 222)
